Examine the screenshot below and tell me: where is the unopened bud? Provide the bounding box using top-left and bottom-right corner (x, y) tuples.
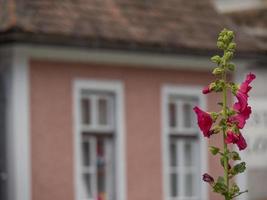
(228, 42), (236, 51)
(211, 55), (221, 64)
(217, 41), (224, 49)
(209, 146), (220, 155)
(212, 68), (224, 75)
(227, 63), (235, 71)
(225, 52), (233, 61)
(202, 173), (214, 184)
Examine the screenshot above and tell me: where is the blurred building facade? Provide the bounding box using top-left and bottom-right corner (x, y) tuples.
(0, 1), (265, 200)
(215, 1), (267, 200)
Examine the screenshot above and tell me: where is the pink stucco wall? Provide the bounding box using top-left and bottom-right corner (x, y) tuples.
(30, 60), (223, 200)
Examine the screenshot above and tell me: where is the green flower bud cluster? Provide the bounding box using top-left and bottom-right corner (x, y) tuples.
(211, 29), (237, 76)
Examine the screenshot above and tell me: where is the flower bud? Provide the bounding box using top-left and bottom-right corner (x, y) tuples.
(212, 68), (224, 75)
(217, 41), (224, 49)
(227, 63), (235, 71)
(225, 52), (233, 61)
(223, 35), (228, 43)
(202, 173), (214, 184)
(209, 146), (220, 155)
(228, 42), (236, 51)
(211, 55), (221, 64)
(202, 86), (211, 94)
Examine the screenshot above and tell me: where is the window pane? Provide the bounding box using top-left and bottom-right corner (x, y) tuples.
(83, 173), (93, 198)
(82, 140), (90, 166)
(98, 98), (108, 125)
(184, 141), (193, 166)
(170, 141), (177, 166)
(81, 98), (91, 124)
(170, 173), (178, 197)
(183, 103), (192, 128)
(169, 102), (177, 128)
(185, 173), (194, 196)
(97, 138), (106, 198)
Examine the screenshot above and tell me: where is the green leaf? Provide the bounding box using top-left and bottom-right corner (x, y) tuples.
(209, 146), (220, 155)
(213, 176), (227, 195)
(227, 63), (235, 71)
(210, 112), (219, 121)
(229, 82), (238, 94)
(219, 118), (227, 127)
(230, 183), (240, 197)
(230, 162), (246, 176)
(217, 102), (223, 106)
(229, 151), (241, 161)
(226, 109), (236, 117)
(220, 157), (225, 168)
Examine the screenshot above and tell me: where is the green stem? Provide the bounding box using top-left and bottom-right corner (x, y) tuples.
(222, 72), (230, 200)
(232, 190), (248, 199)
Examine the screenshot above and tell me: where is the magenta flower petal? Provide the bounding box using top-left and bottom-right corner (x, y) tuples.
(202, 86), (211, 94)
(229, 106), (251, 129)
(193, 106), (213, 137)
(235, 91), (248, 112)
(225, 131), (239, 144)
(246, 73), (256, 84)
(240, 73), (256, 94)
(225, 131), (247, 151)
(234, 73), (255, 113)
(236, 133), (247, 151)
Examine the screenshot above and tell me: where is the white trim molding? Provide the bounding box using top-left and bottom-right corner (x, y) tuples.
(1, 44), (251, 71)
(6, 46), (31, 200)
(161, 85), (208, 200)
(215, 0), (264, 13)
(73, 79), (127, 200)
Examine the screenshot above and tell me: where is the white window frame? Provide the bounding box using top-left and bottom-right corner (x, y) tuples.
(161, 85), (208, 200)
(73, 79), (126, 200)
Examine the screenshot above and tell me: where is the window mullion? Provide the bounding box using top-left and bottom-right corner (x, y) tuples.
(108, 96), (115, 130)
(178, 140), (184, 197)
(91, 95), (98, 129)
(105, 139), (114, 200)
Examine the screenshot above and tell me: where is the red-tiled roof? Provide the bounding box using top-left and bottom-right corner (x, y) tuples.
(0, 0), (262, 54)
(226, 8), (267, 49)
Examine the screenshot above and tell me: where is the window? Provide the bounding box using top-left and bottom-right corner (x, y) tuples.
(162, 86), (207, 200)
(80, 92), (115, 200)
(74, 80), (126, 200)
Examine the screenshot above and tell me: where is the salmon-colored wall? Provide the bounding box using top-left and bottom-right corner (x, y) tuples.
(30, 60), (223, 200)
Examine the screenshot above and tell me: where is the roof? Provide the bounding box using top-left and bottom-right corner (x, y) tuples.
(0, 0), (263, 55)
(226, 8), (267, 50)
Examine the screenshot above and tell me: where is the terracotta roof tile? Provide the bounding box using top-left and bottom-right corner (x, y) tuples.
(0, 0), (263, 54)
(226, 8), (267, 49)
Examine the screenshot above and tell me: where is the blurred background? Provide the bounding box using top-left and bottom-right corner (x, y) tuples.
(0, 0), (266, 200)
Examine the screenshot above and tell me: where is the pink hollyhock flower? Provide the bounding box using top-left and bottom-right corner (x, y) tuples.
(234, 91), (248, 112)
(229, 106), (251, 129)
(239, 73), (256, 94)
(193, 106), (213, 137)
(202, 85), (211, 94)
(225, 131), (239, 144)
(225, 131), (247, 150)
(234, 73), (256, 112)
